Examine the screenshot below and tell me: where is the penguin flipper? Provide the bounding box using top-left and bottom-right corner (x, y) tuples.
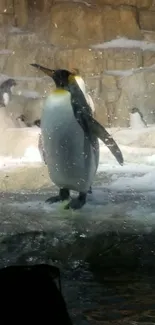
(82, 114), (124, 166)
(142, 117), (148, 127)
(69, 82), (123, 165)
(138, 110), (147, 127)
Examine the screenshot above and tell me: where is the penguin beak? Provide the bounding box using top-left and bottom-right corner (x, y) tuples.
(30, 64), (55, 77)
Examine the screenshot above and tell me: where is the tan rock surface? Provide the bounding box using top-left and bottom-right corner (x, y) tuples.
(149, 0), (155, 10)
(94, 98), (109, 127)
(4, 32), (41, 77)
(0, 165), (51, 191)
(104, 48), (142, 70)
(51, 0), (152, 8)
(54, 47), (143, 76)
(139, 10), (155, 31)
(54, 48), (105, 75)
(142, 30), (155, 42)
(48, 3), (142, 47)
(14, 0), (28, 27)
(0, 13), (14, 25)
(0, 1), (154, 129)
(101, 74), (120, 103)
(0, 0), (13, 14)
(92, 0), (152, 7)
(0, 128), (40, 156)
(143, 51), (155, 67)
(112, 70), (155, 125)
(3, 49), (38, 77)
(114, 91), (130, 127)
(85, 76), (101, 98)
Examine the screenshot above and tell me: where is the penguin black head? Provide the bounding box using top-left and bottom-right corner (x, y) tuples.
(0, 78), (17, 107)
(33, 119), (41, 127)
(51, 69), (72, 88)
(17, 114), (26, 122)
(0, 78), (17, 91)
(131, 107), (140, 114)
(30, 64), (75, 89)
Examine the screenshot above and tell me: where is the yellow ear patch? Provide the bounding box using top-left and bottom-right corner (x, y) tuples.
(68, 74), (76, 84)
(52, 88), (68, 95)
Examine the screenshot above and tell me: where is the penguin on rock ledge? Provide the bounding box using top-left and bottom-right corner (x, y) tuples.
(31, 64), (124, 210)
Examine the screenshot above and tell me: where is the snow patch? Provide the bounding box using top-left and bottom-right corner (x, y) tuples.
(17, 90), (42, 99)
(0, 73), (50, 83)
(23, 146), (42, 162)
(109, 170), (155, 192)
(91, 37), (155, 51)
(0, 49), (13, 55)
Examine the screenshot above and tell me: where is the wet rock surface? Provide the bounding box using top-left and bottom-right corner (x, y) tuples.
(0, 190), (155, 324)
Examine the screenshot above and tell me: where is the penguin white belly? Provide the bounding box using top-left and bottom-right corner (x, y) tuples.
(41, 91), (98, 192)
(130, 112), (146, 129)
(3, 93), (10, 106)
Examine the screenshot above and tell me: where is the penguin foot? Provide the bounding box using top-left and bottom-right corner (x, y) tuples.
(64, 192), (86, 210)
(88, 186), (92, 194)
(45, 188), (70, 204)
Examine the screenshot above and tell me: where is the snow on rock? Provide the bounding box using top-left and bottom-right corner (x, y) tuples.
(16, 90), (41, 99)
(0, 164), (50, 191)
(109, 170), (155, 192)
(91, 37), (155, 51)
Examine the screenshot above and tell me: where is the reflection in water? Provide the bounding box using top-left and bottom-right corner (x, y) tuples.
(0, 230), (155, 325)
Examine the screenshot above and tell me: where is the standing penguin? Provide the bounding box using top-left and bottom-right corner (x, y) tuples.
(30, 69), (95, 175)
(0, 78), (17, 107)
(31, 64), (124, 210)
(130, 107), (147, 129)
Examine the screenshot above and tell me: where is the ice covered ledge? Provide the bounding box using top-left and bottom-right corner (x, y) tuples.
(0, 191), (155, 271)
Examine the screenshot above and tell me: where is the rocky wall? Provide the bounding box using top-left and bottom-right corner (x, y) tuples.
(0, 0), (155, 127)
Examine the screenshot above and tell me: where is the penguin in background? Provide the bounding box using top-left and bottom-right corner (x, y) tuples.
(17, 115), (41, 128)
(0, 78), (17, 107)
(31, 64), (124, 210)
(130, 107), (147, 129)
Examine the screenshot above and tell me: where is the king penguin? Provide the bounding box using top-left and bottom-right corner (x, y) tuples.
(31, 64), (124, 210)
(31, 69), (95, 176)
(0, 78), (17, 107)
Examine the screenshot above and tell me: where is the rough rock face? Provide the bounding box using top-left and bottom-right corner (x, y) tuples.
(48, 4), (142, 47)
(0, 0), (155, 127)
(86, 0), (152, 7)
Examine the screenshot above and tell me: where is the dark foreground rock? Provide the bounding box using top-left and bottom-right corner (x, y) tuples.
(0, 190), (155, 324)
